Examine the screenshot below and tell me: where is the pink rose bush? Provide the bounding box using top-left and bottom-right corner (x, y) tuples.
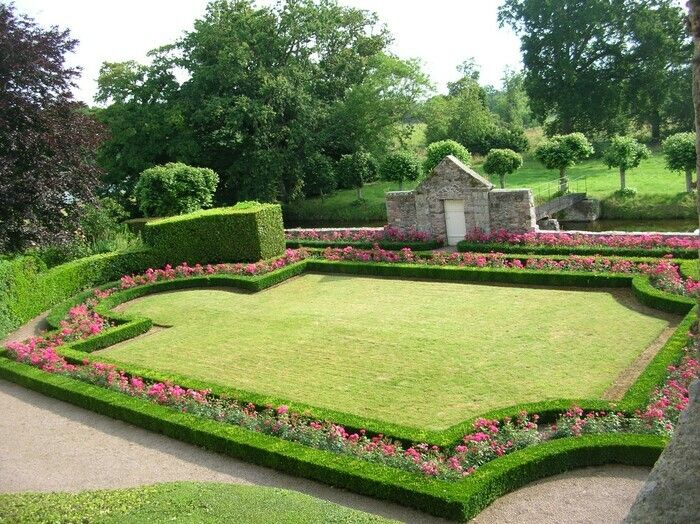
(286, 226), (438, 243)
(321, 245), (700, 297)
(551, 349), (698, 438)
(465, 229), (700, 251)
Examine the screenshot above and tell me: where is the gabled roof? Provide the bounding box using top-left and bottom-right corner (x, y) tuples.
(416, 154), (493, 192)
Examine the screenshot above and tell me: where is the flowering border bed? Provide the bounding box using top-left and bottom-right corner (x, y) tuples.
(0, 251), (696, 520)
(285, 226), (444, 251)
(458, 229), (700, 259)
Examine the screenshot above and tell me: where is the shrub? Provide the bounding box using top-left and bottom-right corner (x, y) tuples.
(483, 149), (523, 189)
(662, 132), (696, 192)
(134, 163), (219, 217)
(423, 140), (472, 174)
(336, 151), (378, 199)
(142, 203), (285, 264)
(604, 136), (650, 192)
(380, 151), (421, 190)
(534, 133), (594, 192)
(303, 154), (336, 201)
(472, 126), (529, 155)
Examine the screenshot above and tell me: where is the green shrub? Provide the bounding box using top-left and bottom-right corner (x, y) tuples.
(336, 151), (378, 199)
(0, 250), (164, 339)
(134, 163), (219, 218)
(534, 133), (594, 192)
(662, 132), (696, 192)
(483, 148), (523, 188)
(303, 154), (337, 201)
(142, 203), (285, 265)
(423, 140), (472, 174)
(379, 151), (421, 190)
(604, 136), (651, 191)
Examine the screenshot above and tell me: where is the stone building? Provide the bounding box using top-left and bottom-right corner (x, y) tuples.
(385, 155), (536, 245)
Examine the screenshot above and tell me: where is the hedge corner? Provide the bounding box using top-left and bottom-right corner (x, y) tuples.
(142, 204), (285, 265)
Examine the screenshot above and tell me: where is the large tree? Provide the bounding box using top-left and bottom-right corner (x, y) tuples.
(0, 3), (105, 252)
(97, 0), (429, 205)
(499, 0), (692, 137)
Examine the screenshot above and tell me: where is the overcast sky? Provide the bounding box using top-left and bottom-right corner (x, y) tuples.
(14, 0), (523, 105)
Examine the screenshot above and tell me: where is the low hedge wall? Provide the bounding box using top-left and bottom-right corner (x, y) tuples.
(0, 250), (165, 340)
(456, 240), (698, 259)
(0, 355), (667, 521)
(285, 239), (444, 251)
(41, 257), (694, 447)
(143, 204), (285, 265)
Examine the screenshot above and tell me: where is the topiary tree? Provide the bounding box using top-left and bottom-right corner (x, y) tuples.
(303, 154), (336, 202)
(533, 133), (594, 193)
(603, 136), (650, 192)
(379, 151), (421, 190)
(422, 139), (472, 174)
(482, 148), (523, 189)
(662, 132), (696, 192)
(336, 151), (377, 200)
(134, 162), (219, 217)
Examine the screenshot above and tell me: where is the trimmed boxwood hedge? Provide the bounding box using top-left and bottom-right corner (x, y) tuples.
(42, 257), (694, 448)
(0, 355), (667, 521)
(456, 240), (698, 259)
(0, 250), (165, 340)
(143, 204), (285, 265)
(285, 239), (444, 251)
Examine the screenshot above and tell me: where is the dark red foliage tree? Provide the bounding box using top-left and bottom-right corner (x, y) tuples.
(0, 2), (105, 252)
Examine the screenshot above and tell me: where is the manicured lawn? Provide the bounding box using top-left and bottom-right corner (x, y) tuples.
(101, 275), (675, 430)
(0, 482), (396, 523)
(283, 151), (692, 226)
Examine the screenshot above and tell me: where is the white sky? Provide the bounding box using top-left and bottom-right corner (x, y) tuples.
(14, 0), (523, 105)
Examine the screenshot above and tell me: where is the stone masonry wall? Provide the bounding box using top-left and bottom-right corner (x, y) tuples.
(385, 191), (416, 230)
(489, 189), (537, 233)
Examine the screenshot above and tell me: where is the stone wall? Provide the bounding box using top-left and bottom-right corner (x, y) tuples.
(489, 189), (537, 233)
(385, 191), (417, 230)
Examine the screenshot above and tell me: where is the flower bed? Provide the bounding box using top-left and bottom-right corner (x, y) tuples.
(285, 226), (443, 250)
(5, 301), (696, 482)
(467, 229), (700, 250)
(458, 229), (700, 259)
(320, 245), (700, 297)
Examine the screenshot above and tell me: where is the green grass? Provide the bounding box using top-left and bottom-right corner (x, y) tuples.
(99, 274), (675, 430)
(0, 482), (397, 523)
(283, 150), (694, 226)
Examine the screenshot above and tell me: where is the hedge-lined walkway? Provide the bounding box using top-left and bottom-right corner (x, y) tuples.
(1, 314), (651, 523)
(0, 379), (650, 523)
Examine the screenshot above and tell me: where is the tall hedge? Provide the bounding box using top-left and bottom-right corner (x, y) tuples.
(142, 203), (285, 265)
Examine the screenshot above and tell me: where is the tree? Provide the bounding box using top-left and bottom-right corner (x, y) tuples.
(626, 1), (693, 143)
(483, 149), (523, 189)
(96, 0), (429, 205)
(303, 154), (336, 202)
(336, 151), (377, 200)
(534, 133), (594, 192)
(379, 151), (421, 190)
(499, 0), (629, 135)
(603, 136), (651, 191)
(134, 163), (219, 217)
(485, 68), (533, 129)
(423, 140), (472, 175)
(0, 4), (105, 252)
(662, 132), (697, 192)
(499, 0), (692, 137)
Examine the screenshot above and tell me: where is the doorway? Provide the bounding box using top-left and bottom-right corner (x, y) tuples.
(444, 199), (466, 245)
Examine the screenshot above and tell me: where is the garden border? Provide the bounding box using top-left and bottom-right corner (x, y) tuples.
(456, 240), (699, 259)
(0, 355), (667, 521)
(285, 239), (443, 251)
(39, 257), (696, 447)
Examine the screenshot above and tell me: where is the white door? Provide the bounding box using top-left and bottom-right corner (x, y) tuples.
(444, 200), (466, 246)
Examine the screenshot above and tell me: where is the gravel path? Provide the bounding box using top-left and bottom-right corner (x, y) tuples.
(1, 314), (650, 523)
